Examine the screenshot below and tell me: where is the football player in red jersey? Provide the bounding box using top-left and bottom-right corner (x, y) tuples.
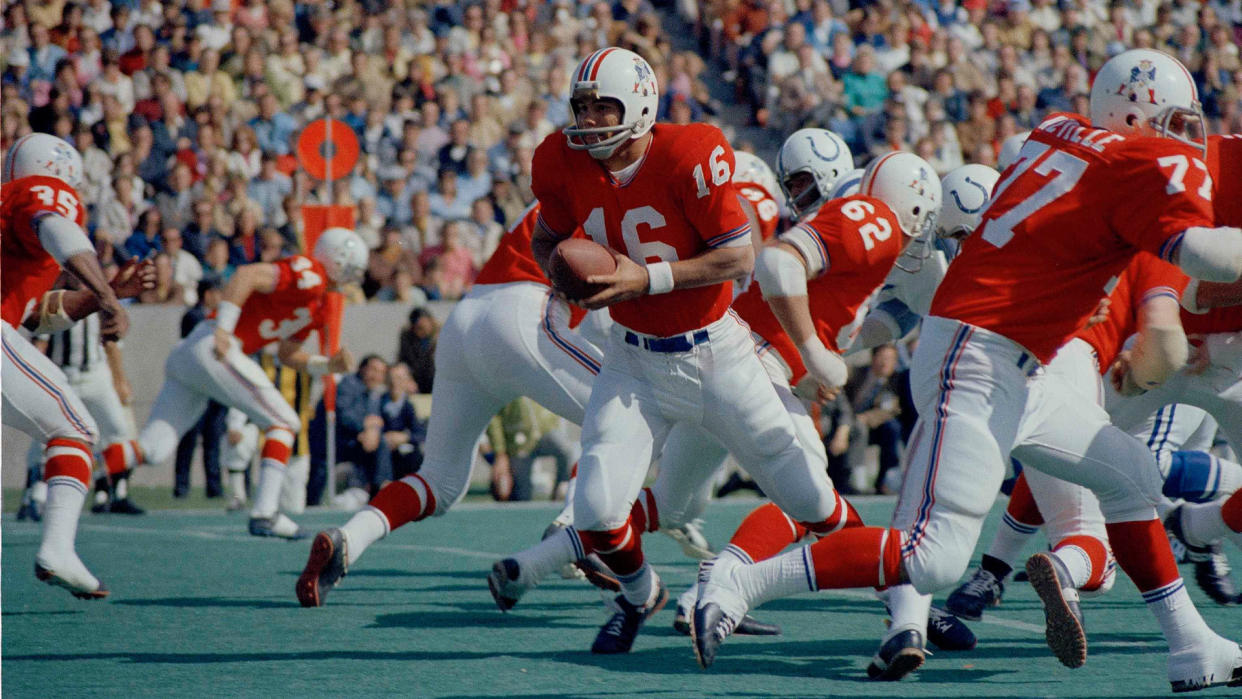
(693, 49), (1242, 692)
(102, 228), (366, 539)
(1, 133), (141, 598)
(512, 46), (860, 655)
(293, 204), (625, 607)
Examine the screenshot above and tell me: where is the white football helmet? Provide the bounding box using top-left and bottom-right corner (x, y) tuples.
(859, 151), (942, 272)
(313, 227), (368, 285)
(996, 131), (1031, 171)
(563, 47), (658, 160)
(830, 168), (864, 199)
(1089, 48), (1205, 154)
(936, 164), (1000, 240)
(776, 128), (853, 219)
(732, 151), (779, 200)
(3, 133), (85, 190)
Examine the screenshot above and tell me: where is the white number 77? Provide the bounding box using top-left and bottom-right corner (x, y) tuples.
(1156, 154), (1212, 200)
(982, 142), (1086, 249)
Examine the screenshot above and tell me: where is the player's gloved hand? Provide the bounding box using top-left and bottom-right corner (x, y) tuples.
(212, 327), (234, 359)
(99, 298), (129, 341)
(581, 251), (650, 310)
(329, 348), (355, 374)
(797, 336), (848, 393)
(111, 259), (157, 299)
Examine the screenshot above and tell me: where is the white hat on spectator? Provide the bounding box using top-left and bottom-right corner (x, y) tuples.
(304, 74), (326, 92)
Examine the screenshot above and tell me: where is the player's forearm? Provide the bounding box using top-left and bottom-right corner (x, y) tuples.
(767, 294), (817, 346)
(531, 221), (561, 275)
(61, 251), (121, 314)
(668, 244), (754, 290)
(104, 341), (126, 383)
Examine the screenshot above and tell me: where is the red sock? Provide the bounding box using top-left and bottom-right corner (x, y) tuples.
(728, 502), (807, 561)
(1105, 519), (1180, 593)
(44, 438), (94, 487)
(369, 474), (436, 531)
(629, 487), (660, 533)
(807, 526), (904, 589)
(579, 523), (645, 577)
(1222, 491), (1242, 533)
(261, 428), (294, 465)
(1056, 534), (1109, 591)
(1006, 472), (1044, 527)
(101, 439), (141, 475)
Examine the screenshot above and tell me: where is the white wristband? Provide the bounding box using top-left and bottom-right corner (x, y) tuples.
(646, 261), (674, 295)
(216, 301), (242, 334)
(305, 355), (330, 377)
(797, 335), (849, 388)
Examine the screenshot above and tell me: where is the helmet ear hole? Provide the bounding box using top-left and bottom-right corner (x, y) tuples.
(912, 206), (921, 216)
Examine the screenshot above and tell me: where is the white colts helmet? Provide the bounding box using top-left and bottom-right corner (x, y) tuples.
(3, 133), (85, 190)
(313, 228), (368, 285)
(1089, 48), (1205, 154)
(996, 131), (1031, 171)
(776, 128), (853, 220)
(937, 164), (1000, 240)
(563, 47), (658, 160)
(860, 151), (942, 272)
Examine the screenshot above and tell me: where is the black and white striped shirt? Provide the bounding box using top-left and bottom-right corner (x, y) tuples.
(40, 314), (104, 373)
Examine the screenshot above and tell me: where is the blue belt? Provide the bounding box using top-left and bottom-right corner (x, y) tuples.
(624, 329), (710, 353)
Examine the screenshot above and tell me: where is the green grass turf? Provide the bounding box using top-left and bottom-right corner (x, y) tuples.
(3, 497), (1240, 697)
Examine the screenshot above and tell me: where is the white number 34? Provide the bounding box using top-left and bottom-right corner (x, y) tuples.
(692, 146), (731, 199)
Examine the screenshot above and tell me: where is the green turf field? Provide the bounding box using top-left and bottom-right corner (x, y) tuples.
(4, 496), (1240, 697)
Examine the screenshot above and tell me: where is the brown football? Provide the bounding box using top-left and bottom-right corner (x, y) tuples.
(549, 238), (617, 300)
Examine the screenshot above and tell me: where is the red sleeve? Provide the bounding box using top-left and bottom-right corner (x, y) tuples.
(1106, 140), (1216, 259)
(678, 127), (751, 248)
(530, 135), (575, 238)
(1131, 251), (1189, 304)
(1208, 134), (1242, 227)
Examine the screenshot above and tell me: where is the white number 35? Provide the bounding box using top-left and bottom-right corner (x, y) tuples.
(692, 146), (731, 199)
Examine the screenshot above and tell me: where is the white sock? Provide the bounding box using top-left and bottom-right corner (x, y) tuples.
(114, 477), (128, 499)
(1213, 455), (1242, 498)
(39, 478), (89, 560)
(727, 544), (817, 608)
(1143, 580), (1213, 653)
(513, 526), (579, 586)
(884, 584), (932, 637)
(554, 476), (576, 526)
(229, 471), (247, 501)
(250, 460), (286, 518)
(618, 563), (656, 607)
(1053, 545), (1094, 589)
(986, 511), (1039, 570)
(339, 507), (389, 567)
(1181, 501), (1230, 546)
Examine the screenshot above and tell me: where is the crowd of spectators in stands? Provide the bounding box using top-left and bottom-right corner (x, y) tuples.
(4, 0), (1240, 498)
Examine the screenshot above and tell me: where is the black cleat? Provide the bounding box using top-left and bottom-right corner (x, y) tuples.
(486, 558), (526, 612)
(673, 599), (781, 636)
(946, 567), (1004, 621)
(867, 629), (926, 680)
(591, 580), (668, 654)
(296, 529), (348, 607)
(927, 605), (977, 651)
(108, 498), (146, 515)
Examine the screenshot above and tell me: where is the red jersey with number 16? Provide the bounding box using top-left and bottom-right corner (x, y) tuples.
(931, 113), (1214, 363)
(733, 195), (903, 382)
(229, 256), (329, 354)
(1, 175), (88, 327)
(532, 123), (752, 337)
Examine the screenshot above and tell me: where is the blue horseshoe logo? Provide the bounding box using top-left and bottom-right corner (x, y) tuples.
(949, 176), (989, 214)
(807, 134), (840, 162)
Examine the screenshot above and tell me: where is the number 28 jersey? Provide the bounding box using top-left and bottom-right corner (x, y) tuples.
(230, 255), (329, 354)
(931, 113), (1215, 363)
(1, 175), (87, 327)
(532, 123), (752, 337)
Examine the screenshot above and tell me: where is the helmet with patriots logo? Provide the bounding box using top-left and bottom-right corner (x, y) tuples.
(563, 47), (658, 160)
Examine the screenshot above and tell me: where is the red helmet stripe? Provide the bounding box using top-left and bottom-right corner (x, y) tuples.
(861, 152), (899, 194)
(587, 48), (618, 82)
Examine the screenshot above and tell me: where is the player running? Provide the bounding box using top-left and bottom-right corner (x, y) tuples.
(2, 133), (151, 598)
(102, 228), (366, 539)
(691, 49), (1242, 692)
